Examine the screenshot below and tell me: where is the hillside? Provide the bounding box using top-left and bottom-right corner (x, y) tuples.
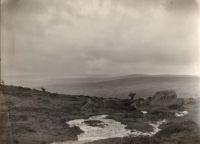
(0, 85), (200, 144)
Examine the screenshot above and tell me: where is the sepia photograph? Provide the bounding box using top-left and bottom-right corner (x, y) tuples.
(0, 0), (200, 144)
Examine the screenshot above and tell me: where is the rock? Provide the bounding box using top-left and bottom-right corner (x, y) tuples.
(84, 120), (107, 128)
(130, 103), (137, 108)
(150, 90), (183, 107)
(148, 106), (175, 120)
(168, 104), (184, 110)
(123, 110), (143, 118)
(184, 98), (196, 105)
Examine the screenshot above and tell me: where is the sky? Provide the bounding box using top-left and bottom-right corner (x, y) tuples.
(1, 0), (200, 79)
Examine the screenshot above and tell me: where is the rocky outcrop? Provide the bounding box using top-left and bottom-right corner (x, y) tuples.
(150, 90), (184, 107)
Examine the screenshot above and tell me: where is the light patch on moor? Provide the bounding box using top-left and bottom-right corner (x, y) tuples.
(52, 115), (167, 144)
(67, 115), (129, 141)
(175, 111), (189, 117)
(141, 111), (148, 114)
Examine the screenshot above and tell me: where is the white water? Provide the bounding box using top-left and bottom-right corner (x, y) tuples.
(52, 115), (166, 144)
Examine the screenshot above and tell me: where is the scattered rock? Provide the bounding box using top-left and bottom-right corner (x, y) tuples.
(168, 104), (184, 110)
(123, 110), (143, 118)
(184, 98), (196, 105)
(84, 120), (107, 128)
(148, 106), (175, 120)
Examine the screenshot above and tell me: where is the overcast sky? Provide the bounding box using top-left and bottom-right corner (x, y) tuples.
(1, 0), (200, 78)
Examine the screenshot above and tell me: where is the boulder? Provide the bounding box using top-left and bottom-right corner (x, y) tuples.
(150, 90), (183, 107)
(184, 98), (196, 105)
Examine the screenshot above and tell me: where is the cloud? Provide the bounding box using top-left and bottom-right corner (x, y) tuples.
(1, 0), (200, 77)
(165, 0), (199, 12)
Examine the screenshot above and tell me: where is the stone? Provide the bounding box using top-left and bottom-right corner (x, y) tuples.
(150, 90), (182, 107)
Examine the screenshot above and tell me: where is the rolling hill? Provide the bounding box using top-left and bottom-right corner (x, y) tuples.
(39, 75), (200, 99)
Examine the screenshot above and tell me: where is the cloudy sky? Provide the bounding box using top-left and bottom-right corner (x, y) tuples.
(1, 0), (200, 78)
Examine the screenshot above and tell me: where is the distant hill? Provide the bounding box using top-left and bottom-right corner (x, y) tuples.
(39, 75), (200, 99)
